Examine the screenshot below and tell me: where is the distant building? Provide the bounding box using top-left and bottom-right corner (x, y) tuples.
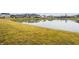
(41, 15), (47, 18)
(75, 14), (79, 17)
(10, 14), (41, 18)
(0, 13), (10, 17)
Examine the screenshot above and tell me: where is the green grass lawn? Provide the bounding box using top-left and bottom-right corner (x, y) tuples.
(61, 17), (79, 20)
(0, 19), (79, 45)
(12, 17), (79, 22)
(10, 17), (47, 22)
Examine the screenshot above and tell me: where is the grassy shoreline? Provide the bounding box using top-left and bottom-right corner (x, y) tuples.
(4, 17), (78, 22)
(0, 17), (79, 22)
(0, 19), (79, 45)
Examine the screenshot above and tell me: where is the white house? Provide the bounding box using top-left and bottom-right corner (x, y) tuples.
(0, 13), (10, 17)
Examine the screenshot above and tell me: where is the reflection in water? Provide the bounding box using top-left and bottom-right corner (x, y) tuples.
(65, 20), (67, 23)
(24, 19), (79, 24)
(24, 20), (48, 23)
(22, 20), (79, 32)
(25, 20), (40, 23)
(75, 20), (79, 23)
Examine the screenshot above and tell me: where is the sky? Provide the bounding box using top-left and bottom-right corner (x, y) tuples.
(0, 0), (79, 14)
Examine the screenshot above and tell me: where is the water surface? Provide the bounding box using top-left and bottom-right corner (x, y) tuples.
(22, 20), (79, 32)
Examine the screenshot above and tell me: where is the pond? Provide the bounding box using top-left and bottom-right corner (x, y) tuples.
(22, 20), (79, 32)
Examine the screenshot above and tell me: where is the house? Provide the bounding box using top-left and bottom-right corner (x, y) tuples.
(41, 15), (47, 18)
(0, 13), (10, 18)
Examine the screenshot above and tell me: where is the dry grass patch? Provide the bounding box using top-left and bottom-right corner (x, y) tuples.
(0, 19), (79, 45)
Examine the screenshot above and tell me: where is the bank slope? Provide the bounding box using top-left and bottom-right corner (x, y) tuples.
(0, 19), (79, 45)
